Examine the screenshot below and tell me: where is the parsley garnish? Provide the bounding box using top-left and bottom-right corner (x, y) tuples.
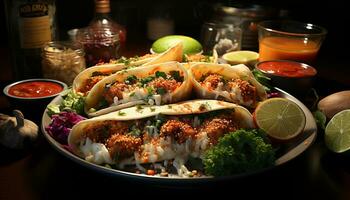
(156, 87), (167, 95)
(125, 75), (138, 85)
(118, 111), (126, 116)
(136, 105), (144, 113)
(155, 71), (167, 79)
(140, 76), (155, 85)
(170, 71), (183, 82)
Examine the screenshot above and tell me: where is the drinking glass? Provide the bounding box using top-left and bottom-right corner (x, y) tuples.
(200, 22), (242, 55)
(257, 20), (327, 64)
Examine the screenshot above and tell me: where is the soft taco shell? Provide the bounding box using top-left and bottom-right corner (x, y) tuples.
(85, 61), (192, 117)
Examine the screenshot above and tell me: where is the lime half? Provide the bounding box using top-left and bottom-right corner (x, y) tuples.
(325, 109), (350, 153)
(151, 35), (202, 55)
(222, 51), (259, 68)
(254, 98), (306, 141)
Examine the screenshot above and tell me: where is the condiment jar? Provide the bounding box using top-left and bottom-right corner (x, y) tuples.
(76, 27), (120, 67)
(42, 41), (86, 85)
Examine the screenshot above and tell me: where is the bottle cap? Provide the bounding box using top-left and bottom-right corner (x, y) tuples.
(95, 0), (110, 13)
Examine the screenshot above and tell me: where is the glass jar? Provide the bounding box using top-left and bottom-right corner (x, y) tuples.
(42, 41), (86, 85)
(75, 0), (125, 67)
(76, 27), (120, 67)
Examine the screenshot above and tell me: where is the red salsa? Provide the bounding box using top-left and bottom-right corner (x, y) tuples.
(257, 61), (317, 77)
(8, 81), (63, 98)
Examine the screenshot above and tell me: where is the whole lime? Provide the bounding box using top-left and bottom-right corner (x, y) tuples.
(151, 35), (202, 55)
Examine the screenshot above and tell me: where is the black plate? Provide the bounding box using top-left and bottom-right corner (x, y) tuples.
(41, 87), (317, 183)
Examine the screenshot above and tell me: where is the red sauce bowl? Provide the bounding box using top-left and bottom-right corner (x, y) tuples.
(4, 79), (67, 100)
(255, 60), (317, 95)
(3, 79), (67, 122)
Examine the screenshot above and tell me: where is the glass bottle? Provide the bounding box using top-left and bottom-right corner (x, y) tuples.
(77, 0), (126, 67)
(4, 0), (57, 80)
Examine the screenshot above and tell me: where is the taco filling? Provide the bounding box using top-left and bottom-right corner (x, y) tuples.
(75, 109), (244, 174)
(98, 70), (184, 109)
(199, 73), (257, 106)
(78, 70), (116, 95)
(184, 54), (214, 63)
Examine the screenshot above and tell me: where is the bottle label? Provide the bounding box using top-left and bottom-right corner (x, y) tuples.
(18, 3), (52, 49)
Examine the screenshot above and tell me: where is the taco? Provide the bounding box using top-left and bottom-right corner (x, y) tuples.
(73, 42), (183, 95)
(68, 100), (254, 175)
(84, 61), (191, 117)
(190, 63), (267, 107)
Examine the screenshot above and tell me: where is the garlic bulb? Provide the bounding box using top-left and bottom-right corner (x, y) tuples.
(0, 110), (38, 149)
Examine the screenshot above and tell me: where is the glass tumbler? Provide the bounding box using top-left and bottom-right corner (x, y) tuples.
(257, 20), (327, 64)
(200, 22), (242, 56)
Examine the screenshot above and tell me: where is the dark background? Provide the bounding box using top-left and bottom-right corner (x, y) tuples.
(0, 0), (349, 98)
(0, 0), (348, 52)
(1, 0), (349, 105)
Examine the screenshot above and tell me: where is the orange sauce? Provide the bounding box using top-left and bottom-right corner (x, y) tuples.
(259, 37), (319, 63)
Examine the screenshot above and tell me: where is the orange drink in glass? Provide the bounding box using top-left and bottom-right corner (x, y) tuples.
(258, 21), (327, 64)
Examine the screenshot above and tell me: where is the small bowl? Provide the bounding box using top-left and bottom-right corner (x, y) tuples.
(255, 60), (317, 96)
(3, 79), (67, 122)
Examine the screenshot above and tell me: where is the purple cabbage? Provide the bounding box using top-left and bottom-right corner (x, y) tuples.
(45, 111), (86, 145)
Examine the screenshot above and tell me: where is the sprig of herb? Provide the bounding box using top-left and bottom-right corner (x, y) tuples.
(252, 69), (272, 92)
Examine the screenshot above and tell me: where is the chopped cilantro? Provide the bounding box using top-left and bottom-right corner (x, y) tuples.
(170, 71), (183, 82)
(155, 71), (167, 79)
(129, 92), (136, 97)
(128, 125), (142, 137)
(156, 87), (167, 95)
(136, 105), (144, 113)
(98, 99), (109, 109)
(118, 111), (126, 116)
(146, 86), (154, 95)
(140, 76), (155, 85)
(117, 57), (131, 65)
(125, 75), (138, 85)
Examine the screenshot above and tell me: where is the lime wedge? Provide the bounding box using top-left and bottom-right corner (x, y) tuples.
(254, 98), (306, 141)
(222, 51), (259, 68)
(151, 35), (202, 55)
(325, 109), (350, 153)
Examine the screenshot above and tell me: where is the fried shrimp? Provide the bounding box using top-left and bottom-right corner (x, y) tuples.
(227, 79), (256, 103)
(148, 77), (181, 93)
(102, 82), (128, 104)
(199, 114), (238, 144)
(160, 120), (197, 144)
(201, 74), (223, 90)
(106, 134), (142, 161)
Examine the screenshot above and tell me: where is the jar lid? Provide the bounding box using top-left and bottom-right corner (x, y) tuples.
(42, 41), (84, 56)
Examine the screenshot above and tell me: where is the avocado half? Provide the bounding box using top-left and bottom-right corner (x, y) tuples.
(151, 35), (203, 55)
